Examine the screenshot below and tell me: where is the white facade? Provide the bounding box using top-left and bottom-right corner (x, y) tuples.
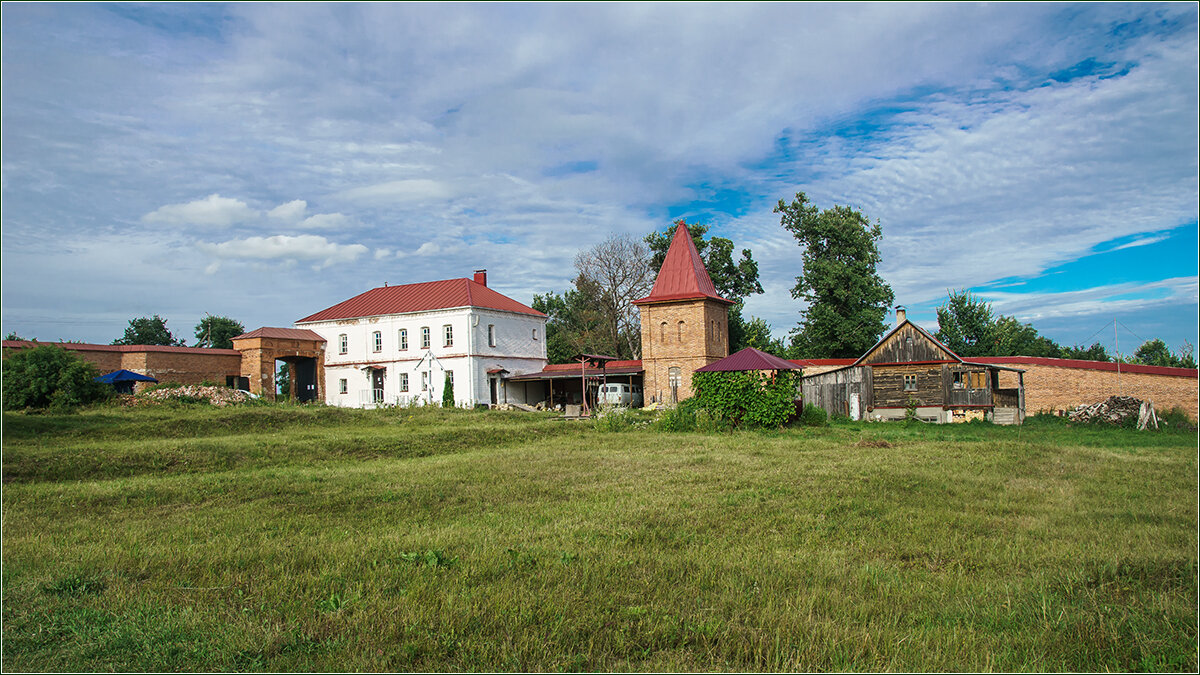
(297, 306), (547, 408)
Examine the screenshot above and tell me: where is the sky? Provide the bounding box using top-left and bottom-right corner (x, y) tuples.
(2, 2), (1197, 358)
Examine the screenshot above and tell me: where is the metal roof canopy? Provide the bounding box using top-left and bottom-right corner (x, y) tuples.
(695, 347), (802, 373)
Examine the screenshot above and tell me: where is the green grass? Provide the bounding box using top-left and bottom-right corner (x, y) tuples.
(3, 404), (1196, 671)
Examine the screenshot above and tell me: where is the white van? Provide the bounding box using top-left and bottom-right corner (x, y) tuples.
(598, 383), (644, 408)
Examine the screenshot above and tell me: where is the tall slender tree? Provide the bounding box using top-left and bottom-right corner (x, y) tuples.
(775, 192), (894, 358)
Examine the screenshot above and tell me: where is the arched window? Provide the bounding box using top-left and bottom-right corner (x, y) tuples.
(677, 320), (685, 342)
(659, 321), (667, 343)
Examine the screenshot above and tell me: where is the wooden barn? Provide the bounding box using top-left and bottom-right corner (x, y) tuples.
(801, 309), (1026, 424)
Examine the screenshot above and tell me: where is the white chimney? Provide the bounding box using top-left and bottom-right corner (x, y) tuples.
(895, 306), (907, 325)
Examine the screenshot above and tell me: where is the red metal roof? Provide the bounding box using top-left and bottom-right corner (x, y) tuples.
(962, 356), (1198, 379)
(542, 360), (642, 372)
(696, 347), (802, 372)
(296, 278), (545, 323)
(789, 358), (857, 367)
(511, 360), (644, 380)
(634, 223), (732, 305)
(233, 327), (325, 341)
(1, 340), (239, 356)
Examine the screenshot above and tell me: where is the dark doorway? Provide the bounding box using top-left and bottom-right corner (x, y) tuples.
(370, 367), (384, 404)
(294, 358), (319, 403)
(490, 378), (498, 405)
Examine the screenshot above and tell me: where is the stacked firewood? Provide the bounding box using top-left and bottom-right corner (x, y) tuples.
(1068, 395), (1158, 429)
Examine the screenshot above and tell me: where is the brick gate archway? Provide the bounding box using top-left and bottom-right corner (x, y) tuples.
(231, 327), (327, 402)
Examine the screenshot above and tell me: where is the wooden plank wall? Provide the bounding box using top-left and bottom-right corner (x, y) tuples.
(872, 364), (944, 407)
(942, 364), (994, 407)
(801, 367), (871, 419)
(859, 324), (953, 365)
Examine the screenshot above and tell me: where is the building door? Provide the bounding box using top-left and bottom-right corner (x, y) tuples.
(371, 368), (384, 403)
(489, 378), (498, 405)
(293, 359), (319, 402)
(668, 367), (682, 404)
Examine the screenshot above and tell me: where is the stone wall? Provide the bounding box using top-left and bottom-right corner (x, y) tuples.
(1, 341), (241, 393)
(994, 362), (1197, 420)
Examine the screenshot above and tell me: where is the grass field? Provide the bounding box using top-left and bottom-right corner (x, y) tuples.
(2, 404), (1196, 672)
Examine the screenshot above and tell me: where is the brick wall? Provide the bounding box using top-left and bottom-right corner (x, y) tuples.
(135, 351), (242, 389)
(995, 363), (1198, 420)
(639, 298), (728, 402)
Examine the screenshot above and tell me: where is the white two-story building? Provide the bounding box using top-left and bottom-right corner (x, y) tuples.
(294, 270), (547, 408)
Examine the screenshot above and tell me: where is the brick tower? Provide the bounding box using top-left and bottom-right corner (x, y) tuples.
(634, 223), (733, 404)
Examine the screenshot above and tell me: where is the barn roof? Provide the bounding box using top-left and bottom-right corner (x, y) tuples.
(295, 278), (545, 323)
(695, 347), (802, 372)
(634, 223), (732, 306)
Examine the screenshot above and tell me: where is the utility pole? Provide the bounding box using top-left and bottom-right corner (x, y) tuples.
(1114, 317), (1120, 395)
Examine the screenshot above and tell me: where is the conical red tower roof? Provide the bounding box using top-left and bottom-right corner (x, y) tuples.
(634, 223), (733, 305)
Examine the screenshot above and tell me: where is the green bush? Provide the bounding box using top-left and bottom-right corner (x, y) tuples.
(798, 403), (828, 427)
(692, 370), (800, 429)
(2, 345), (112, 410)
(654, 400), (697, 432)
(1157, 407), (1196, 432)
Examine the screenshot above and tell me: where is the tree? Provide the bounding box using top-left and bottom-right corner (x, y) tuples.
(645, 220), (766, 352)
(276, 362), (291, 398)
(2, 344), (112, 410)
(935, 290), (1062, 358)
(5, 330), (27, 341)
(570, 234), (656, 360)
(775, 192), (894, 358)
(195, 315), (245, 349)
(112, 315), (186, 346)
(1131, 339), (1197, 368)
(1060, 342), (1111, 361)
(442, 372), (455, 408)
(738, 316), (788, 357)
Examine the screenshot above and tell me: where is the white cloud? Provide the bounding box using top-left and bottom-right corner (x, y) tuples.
(141, 194), (258, 228)
(298, 212), (350, 229)
(268, 199), (308, 222)
(374, 248), (392, 260)
(198, 235), (368, 268)
(980, 277), (1199, 322)
(339, 179), (454, 204)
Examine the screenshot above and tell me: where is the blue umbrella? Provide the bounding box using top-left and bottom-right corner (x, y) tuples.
(94, 369), (159, 384)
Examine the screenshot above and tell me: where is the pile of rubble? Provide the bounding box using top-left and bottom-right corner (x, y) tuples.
(136, 385), (256, 407)
(1068, 395), (1159, 430)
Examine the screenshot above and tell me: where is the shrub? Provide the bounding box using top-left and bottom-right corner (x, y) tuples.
(798, 403), (828, 427)
(692, 370), (801, 429)
(2, 345), (112, 410)
(1157, 407), (1196, 432)
(655, 401), (697, 432)
(442, 373), (454, 408)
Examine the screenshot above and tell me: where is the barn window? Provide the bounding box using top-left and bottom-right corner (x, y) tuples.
(398, 329), (408, 351)
(421, 327), (430, 349)
(400, 373), (409, 392)
(372, 331), (382, 353)
(953, 372), (964, 389)
(968, 372), (987, 389)
(338, 378), (347, 394)
(443, 324), (453, 348)
(338, 334), (348, 354)
(903, 374), (918, 391)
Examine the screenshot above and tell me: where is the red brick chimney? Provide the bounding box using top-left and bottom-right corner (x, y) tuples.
(473, 269), (487, 287)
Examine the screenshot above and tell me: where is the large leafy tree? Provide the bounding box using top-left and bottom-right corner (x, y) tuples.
(195, 315), (245, 349)
(573, 234), (655, 359)
(935, 290), (1060, 358)
(1060, 342), (1111, 362)
(112, 315), (186, 346)
(775, 192), (894, 358)
(1131, 339), (1197, 368)
(2, 344), (112, 410)
(645, 220), (765, 353)
(534, 270), (638, 363)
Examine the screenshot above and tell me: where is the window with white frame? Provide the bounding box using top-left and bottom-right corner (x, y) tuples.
(487, 324), (496, 347)
(421, 327), (430, 349)
(421, 371), (429, 391)
(338, 334), (348, 354)
(372, 331), (382, 352)
(399, 329), (408, 351)
(338, 378), (348, 394)
(400, 373), (409, 392)
(447, 370), (454, 387)
(443, 324), (453, 348)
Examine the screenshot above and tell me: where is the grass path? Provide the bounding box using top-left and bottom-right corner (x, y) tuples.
(2, 406), (1196, 671)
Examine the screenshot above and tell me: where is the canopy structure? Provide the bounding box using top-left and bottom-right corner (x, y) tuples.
(94, 369), (159, 384)
(695, 347), (802, 373)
